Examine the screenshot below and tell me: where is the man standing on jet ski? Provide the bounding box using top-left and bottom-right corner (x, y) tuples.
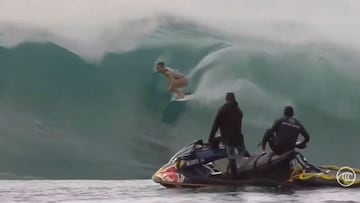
(208, 92), (248, 177)
(261, 106), (310, 154)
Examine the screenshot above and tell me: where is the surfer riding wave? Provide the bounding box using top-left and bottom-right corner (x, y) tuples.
(155, 62), (189, 99)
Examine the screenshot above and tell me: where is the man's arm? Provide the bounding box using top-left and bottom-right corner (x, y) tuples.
(261, 119), (280, 150)
(208, 108), (223, 142)
(299, 123), (310, 145)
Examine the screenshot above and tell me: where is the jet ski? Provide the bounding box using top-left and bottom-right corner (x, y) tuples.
(152, 139), (360, 188)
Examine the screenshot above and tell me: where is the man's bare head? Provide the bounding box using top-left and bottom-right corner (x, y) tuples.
(156, 62), (166, 73)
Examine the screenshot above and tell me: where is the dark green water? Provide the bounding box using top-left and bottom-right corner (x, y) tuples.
(0, 26), (359, 179)
(0, 180), (359, 203)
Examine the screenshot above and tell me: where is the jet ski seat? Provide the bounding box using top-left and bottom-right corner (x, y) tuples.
(236, 151), (295, 173)
(213, 151), (295, 174)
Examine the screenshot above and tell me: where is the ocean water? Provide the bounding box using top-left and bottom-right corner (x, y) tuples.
(1, 0), (360, 202)
(0, 180), (359, 203)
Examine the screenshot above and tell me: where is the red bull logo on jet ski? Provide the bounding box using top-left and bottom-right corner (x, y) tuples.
(156, 164), (185, 183)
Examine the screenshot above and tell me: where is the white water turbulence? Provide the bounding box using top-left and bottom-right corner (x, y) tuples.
(0, 180), (360, 203)
(0, 0), (360, 62)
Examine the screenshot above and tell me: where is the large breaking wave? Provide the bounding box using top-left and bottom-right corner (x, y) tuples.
(0, 0), (359, 179)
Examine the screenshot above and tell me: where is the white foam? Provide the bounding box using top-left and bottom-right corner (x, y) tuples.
(0, 0), (360, 61)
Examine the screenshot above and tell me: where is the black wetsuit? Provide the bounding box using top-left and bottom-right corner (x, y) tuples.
(209, 100), (245, 148)
(262, 116), (310, 154)
(208, 100), (247, 177)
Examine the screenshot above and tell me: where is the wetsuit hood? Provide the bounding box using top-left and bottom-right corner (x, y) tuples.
(284, 106), (294, 117)
(226, 92), (235, 102)
(225, 92), (238, 107)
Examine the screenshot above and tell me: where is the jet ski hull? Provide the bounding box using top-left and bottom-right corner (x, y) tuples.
(152, 140), (360, 189)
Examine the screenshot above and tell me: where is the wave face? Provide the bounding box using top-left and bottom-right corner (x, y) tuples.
(0, 1), (360, 179)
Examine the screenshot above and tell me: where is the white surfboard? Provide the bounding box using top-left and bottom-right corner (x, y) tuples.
(171, 93), (194, 102)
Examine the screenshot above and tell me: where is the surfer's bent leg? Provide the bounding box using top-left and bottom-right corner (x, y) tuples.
(169, 85), (184, 99)
(172, 78), (188, 99)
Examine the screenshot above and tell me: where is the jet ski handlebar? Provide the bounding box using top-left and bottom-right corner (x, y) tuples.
(192, 139), (211, 149)
(190, 139), (223, 151)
